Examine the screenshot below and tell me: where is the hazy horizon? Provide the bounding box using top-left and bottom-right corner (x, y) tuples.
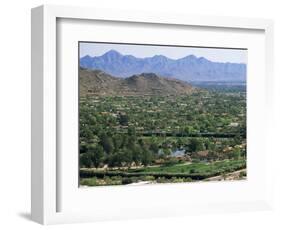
(79, 42), (247, 64)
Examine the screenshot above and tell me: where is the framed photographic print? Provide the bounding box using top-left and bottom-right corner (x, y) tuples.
(31, 5), (274, 225)
(78, 41), (247, 186)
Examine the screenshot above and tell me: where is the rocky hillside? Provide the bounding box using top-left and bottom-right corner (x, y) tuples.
(79, 68), (197, 96)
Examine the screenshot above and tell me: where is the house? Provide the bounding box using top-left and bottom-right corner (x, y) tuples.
(196, 150), (209, 157)
(191, 150), (209, 161)
(229, 122), (239, 127)
(223, 146), (233, 153)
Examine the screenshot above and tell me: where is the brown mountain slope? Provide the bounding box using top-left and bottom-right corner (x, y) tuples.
(79, 68), (197, 96)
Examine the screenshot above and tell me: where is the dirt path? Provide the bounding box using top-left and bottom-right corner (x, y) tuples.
(127, 181), (154, 186)
(204, 168), (246, 181)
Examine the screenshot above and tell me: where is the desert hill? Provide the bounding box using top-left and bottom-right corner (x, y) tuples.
(79, 68), (197, 96)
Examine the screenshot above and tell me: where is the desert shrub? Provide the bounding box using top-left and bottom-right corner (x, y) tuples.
(183, 177), (193, 182)
(80, 177), (99, 186)
(239, 171), (246, 178)
(192, 159), (200, 163)
(122, 177), (133, 185)
(140, 175), (155, 181)
(163, 158), (179, 166)
(171, 177), (184, 183)
(156, 177), (167, 183)
(189, 169), (196, 174)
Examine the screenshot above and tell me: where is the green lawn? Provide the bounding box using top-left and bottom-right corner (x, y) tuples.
(80, 159), (246, 186)
(80, 159), (246, 185)
(128, 159), (246, 174)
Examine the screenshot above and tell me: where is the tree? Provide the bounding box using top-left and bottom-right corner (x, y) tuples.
(127, 126), (136, 136)
(100, 133), (114, 154)
(204, 139), (215, 151)
(149, 142), (159, 154)
(141, 149), (153, 166)
(79, 143), (87, 154)
(163, 147), (171, 156)
(231, 146), (241, 160)
(88, 145), (104, 168)
(106, 153), (117, 168)
(80, 126), (93, 142)
(188, 138), (205, 152)
(119, 114), (129, 126)
(176, 138), (184, 148)
(127, 134), (136, 148)
(80, 153), (92, 168)
(233, 135), (242, 145)
(132, 145), (142, 165)
(120, 135), (128, 149)
(112, 134), (123, 150)
(122, 148), (133, 167)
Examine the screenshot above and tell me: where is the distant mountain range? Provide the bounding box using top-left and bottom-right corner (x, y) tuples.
(80, 50), (246, 82)
(79, 68), (197, 96)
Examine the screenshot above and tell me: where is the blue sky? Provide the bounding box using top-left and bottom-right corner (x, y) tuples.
(79, 42), (247, 64)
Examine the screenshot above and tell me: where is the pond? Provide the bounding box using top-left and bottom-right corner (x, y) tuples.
(171, 149), (186, 157)
(158, 148), (187, 157)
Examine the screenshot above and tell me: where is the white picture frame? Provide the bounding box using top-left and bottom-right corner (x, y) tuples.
(31, 4), (274, 225)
